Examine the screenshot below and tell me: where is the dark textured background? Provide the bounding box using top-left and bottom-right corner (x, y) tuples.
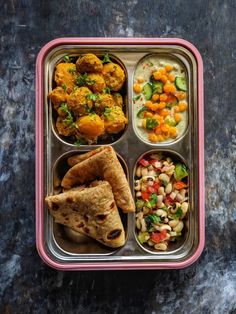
(1, 0), (236, 313)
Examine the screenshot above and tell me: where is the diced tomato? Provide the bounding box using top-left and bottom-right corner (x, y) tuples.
(141, 192), (150, 201)
(153, 182), (160, 190)
(139, 158), (149, 167)
(151, 230), (167, 243)
(173, 181), (188, 190)
(146, 186), (156, 194)
(149, 159), (158, 165)
(165, 195), (175, 206)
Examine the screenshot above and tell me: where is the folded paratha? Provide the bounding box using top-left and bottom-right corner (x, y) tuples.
(62, 146), (135, 213)
(45, 181), (125, 248)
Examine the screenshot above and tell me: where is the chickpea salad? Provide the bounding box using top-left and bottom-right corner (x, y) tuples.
(133, 56), (188, 143)
(135, 153), (189, 251)
(48, 53), (127, 145)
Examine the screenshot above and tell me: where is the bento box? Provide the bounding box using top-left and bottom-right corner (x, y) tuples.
(35, 38), (204, 270)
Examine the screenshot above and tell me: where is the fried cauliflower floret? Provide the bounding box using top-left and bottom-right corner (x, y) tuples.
(76, 53), (103, 73)
(103, 106), (127, 134)
(67, 87), (93, 117)
(48, 86), (68, 110)
(77, 114), (105, 139)
(112, 93), (123, 107)
(86, 73), (106, 93)
(56, 117), (77, 137)
(54, 63), (76, 93)
(94, 93), (115, 115)
(102, 63), (125, 91)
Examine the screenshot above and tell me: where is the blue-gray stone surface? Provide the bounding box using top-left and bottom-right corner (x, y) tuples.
(0, 0), (236, 313)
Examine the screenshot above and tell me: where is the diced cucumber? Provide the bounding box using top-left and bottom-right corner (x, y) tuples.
(137, 107), (148, 118)
(152, 80), (163, 94)
(142, 83), (153, 100)
(175, 77), (187, 91)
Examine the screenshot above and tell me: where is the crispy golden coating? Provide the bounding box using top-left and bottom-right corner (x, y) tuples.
(48, 86), (68, 110)
(54, 63), (76, 93)
(77, 114), (105, 139)
(94, 93), (115, 115)
(67, 87), (93, 117)
(87, 73), (106, 93)
(103, 106), (127, 134)
(102, 63), (125, 91)
(112, 93), (123, 107)
(76, 53), (103, 73)
(56, 117), (77, 137)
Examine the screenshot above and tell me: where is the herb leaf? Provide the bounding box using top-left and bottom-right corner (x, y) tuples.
(61, 84), (67, 92)
(145, 214), (161, 230)
(60, 103), (75, 126)
(146, 118), (158, 130)
(149, 193), (158, 206)
(103, 107), (112, 119)
(102, 87), (111, 94)
(87, 93), (99, 101)
(76, 73), (95, 86)
(102, 53), (112, 64)
(133, 94), (141, 101)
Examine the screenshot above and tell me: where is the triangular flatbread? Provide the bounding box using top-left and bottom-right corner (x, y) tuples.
(61, 146), (135, 213)
(45, 181), (125, 248)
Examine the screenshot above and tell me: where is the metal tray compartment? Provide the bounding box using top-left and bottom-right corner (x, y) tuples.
(36, 38), (204, 270)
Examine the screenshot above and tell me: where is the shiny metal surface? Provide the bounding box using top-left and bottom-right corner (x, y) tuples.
(43, 44), (199, 264)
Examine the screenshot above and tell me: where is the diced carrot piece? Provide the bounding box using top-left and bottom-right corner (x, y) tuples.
(178, 102), (188, 112)
(165, 64), (173, 72)
(159, 68), (166, 74)
(148, 133), (158, 142)
(160, 94), (168, 101)
(151, 94), (159, 101)
(133, 83), (142, 93)
(144, 111), (153, 118)
(153, 71), (162, 80)
(159, 108), (170, 117)
(174, 113), (182, 123)
(168, 73), (175, 82)
(175, 91), (187, 100)
(160, 75), (168, 83)
(158, 102), (166, 109)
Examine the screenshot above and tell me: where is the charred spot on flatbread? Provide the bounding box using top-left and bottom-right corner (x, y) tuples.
(107, 229), (122, 240)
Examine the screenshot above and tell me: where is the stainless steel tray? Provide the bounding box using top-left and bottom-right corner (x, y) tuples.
(36, 38), (204, 270)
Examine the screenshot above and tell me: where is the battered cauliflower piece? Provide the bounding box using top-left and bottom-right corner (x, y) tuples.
(77, 114), (105, 139)
(76, 53), (103, 73)
(94, 93), (115, 115)
(87, 73), (106, 93)
(67, 87), (93, 117)
(112, 93), (123, 108)
(103, 106), (127, 134)
(48, 86), (68, 109)
(54, 63), (76, 93)
(56, 117), (77, 137)
(102, 63), (125, 91)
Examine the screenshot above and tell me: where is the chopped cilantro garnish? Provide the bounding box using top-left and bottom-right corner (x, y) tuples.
(149, 62), (154, 66)
(61, 84), (67, 92)
(102, 53), (112, 64)
(83, 104), (93, 113)
(133, 95), (141, 101)
(102, 87), (111, 94)
(146, 118), (158, 130)
(76, 73), (95, 86)
(74, 139), (86, 146)
(87, 93), (99, 101)
(103, 107), (112, 119)
(174, 207), (183, 218)
(68, 68), (76, 74)
(60, 103), (75, 126)
(145, 214), (161, 230)
(149, 193), (158, 206)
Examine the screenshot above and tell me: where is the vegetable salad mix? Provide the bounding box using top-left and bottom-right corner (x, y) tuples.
(133, 57), (188, 143)
(135, 153), (189, 251)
